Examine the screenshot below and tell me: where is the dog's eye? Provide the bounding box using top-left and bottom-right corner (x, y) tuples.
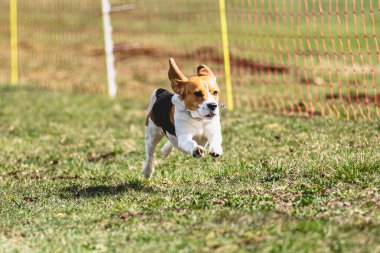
(213, 91), (218, 96)
(194, 91), (203, 97)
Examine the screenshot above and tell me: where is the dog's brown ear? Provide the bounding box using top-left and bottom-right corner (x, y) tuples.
(197, 65), (215, 77)
(171, 79), (187, 97)
(168, 58), (188, 82)
(169, 58), (188, 96)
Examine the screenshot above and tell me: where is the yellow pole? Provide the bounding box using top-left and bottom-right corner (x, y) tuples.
(219, 0), (233, 110)
(10, 0), (18, 85)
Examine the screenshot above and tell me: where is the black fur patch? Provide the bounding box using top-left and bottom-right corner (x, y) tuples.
(151, 88), (176, 136)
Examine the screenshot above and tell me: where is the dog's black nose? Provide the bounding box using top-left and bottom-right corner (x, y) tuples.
(207, 103), (218, 111)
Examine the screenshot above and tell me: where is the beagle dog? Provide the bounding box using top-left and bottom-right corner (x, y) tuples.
(142, 58), (223, 179)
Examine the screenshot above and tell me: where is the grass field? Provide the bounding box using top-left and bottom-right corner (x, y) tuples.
(1, 85), (380, 252)
(0, 1), (380, 251)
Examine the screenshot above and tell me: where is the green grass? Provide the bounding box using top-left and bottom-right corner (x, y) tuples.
(1, 85), (380, 252)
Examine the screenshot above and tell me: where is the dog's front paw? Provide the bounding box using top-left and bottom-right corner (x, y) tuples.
(209, 146), (223, 158)
(192, 146), (206, 158)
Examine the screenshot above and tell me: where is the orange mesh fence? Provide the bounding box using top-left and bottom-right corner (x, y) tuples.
(221, 0), (379, 121)
(114, 0), (380, 121)
(223, 0), (380, 121)
(1, 0), (379, 120)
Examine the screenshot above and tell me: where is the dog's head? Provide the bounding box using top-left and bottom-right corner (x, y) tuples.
(168, 58), (220, 118)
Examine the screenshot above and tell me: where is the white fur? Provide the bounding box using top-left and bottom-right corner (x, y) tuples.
(142, 118), (164, 179)
(146, 88), (158, 114)
(171, 94), (222, 156)
(142, 89), (163, 179)
(161, 141), (174, 159)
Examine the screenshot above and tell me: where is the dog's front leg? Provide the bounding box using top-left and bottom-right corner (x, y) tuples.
(177, 135), (205, 158)
(207, 132), (223, 157)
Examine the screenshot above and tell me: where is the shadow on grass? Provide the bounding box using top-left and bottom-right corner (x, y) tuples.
(60, 178), (155, 198)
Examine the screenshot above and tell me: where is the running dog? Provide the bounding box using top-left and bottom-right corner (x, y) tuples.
(142, 58), (223, 179)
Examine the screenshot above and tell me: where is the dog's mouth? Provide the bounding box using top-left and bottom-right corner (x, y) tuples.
(205, 112), (216, 118)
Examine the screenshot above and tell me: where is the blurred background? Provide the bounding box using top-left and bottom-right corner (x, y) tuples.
(1, 0), (379, 120)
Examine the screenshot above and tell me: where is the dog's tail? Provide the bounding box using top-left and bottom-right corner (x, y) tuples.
(146, 89), (158, 115)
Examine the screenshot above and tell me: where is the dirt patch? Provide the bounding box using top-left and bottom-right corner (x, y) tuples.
(87, 151), (116, 162)
(93, 44), (288, 74)
(51, 175), (81, 181)
(325, 93), (378, 104)
(118, 211), (154, 220)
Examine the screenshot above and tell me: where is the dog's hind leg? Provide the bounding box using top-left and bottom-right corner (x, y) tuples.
(142, 118), (164, 179)
(161, 141), (174, 159)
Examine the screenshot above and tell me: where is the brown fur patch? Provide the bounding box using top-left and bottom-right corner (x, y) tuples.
(169, 106), (175, 126)
(146, 111), (156, 126)
(182, 76), (220, 110)
(168, 59), (220, 110)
